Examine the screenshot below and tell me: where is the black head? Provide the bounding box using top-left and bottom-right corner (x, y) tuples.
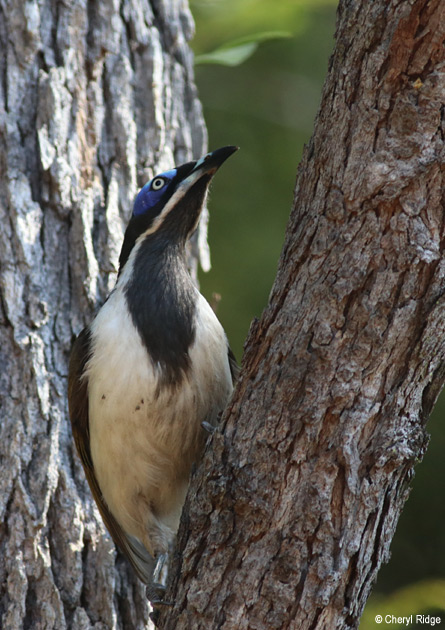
(119, 146), (238, 273)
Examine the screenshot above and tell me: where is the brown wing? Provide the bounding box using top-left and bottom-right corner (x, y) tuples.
(68, 327), (154, 583)
(228, 346), (240, 385)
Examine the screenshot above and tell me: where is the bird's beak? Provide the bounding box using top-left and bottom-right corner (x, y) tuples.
(160, 145), (238, 239)
(175, 146), (238, 195)
(178, 146), (239, 191)
(190, 145), (239, 178)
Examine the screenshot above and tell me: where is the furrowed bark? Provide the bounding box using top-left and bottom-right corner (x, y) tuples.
(160, 1), (445, 628)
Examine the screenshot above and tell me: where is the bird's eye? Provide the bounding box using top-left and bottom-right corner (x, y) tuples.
(151, 177), (166, 191)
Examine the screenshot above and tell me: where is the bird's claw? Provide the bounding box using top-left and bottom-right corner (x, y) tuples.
(148, 585), (174, 627)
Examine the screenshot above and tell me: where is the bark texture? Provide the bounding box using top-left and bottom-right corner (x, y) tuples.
(160, 1), (445, 628)
(0, 1), (206, 628)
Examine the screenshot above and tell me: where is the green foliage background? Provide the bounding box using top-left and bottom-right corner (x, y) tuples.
(190, 0), (445, 626)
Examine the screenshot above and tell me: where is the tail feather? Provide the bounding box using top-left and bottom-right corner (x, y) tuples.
(123, 533), (155, 584)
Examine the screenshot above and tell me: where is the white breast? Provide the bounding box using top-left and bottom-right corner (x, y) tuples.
(85, 283), (233, 556)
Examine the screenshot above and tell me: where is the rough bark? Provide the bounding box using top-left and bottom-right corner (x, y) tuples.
(160, 1), (445, 629)
(0, 1), (206, 628)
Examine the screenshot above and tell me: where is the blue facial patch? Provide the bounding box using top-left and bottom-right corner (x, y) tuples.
(133, 168), (177, 216)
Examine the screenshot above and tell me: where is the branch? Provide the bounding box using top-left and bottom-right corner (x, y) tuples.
(160, 0), (445, 628)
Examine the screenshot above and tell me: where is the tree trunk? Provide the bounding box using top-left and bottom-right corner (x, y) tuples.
(0, 1), (206, 628)
(159, 1), (445, 628)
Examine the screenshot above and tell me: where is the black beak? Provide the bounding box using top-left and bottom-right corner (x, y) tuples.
(191, 145), (239, 176)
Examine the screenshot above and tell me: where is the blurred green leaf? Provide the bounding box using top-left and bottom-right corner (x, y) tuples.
(195, 31), (291, 66)
(190, 0), (314, 53)
(195, 42), (257, 66)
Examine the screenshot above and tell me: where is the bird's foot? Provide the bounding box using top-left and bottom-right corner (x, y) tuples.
(148, 584), (173, 606)
(148, 583), (173, 626)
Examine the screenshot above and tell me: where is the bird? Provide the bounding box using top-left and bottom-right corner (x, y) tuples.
(68, 146), (239, 594)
